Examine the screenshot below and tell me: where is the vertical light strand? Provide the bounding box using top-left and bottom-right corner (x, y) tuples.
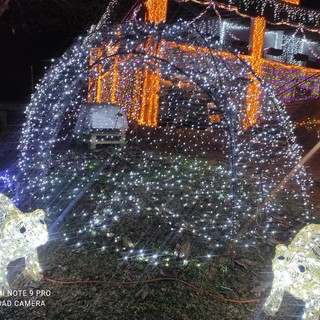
(96, 75), (102, 103)
(138, 35), (163, 126)
(246, 16), (266, 127)
(145, 0), (168, 24)
(282, 0), (300, 4)
(109, 36), (121, 105)
(137, 0), (168, 125)
(129, 69), (143, 119)
(139, 68), (161, 126)
(88, 48), (103, 103)
(87, 49), (95, 103)
(111, 54), (120, 104)
(87, 47), (103, 102)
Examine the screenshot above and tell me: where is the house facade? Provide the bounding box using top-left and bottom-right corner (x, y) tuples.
(87, 0), (320, 127)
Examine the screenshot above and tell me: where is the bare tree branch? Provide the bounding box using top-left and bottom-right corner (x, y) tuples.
(0, 0), (9, 18)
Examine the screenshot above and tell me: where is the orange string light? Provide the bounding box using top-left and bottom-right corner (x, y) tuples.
(138, 37), (162, 126)
(282, 0), (300, 5)
(139, 0), (168, 125)
(145, 0), (168, 24)
(111, 55), (120, 104)
(88, 0), (318, 129)
(244, 17), (266, 127)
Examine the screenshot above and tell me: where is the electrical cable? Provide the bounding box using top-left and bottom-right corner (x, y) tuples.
(43, 275), (266, 304)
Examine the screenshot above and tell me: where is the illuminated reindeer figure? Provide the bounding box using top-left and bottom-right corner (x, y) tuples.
(264, 224), (320, 320)
(0, 194), (48, 295)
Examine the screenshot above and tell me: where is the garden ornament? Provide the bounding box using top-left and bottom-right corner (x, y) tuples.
(264, 224), (320, 320)
(0, 194), (48, 295)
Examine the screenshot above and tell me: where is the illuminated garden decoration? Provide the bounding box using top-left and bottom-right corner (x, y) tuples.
(5, 0), (317, 269)
(0, 1), (316, 318)
(15, 15), (312, 249)
(0, 194), (48, 295)
(264, 224), (320, 320)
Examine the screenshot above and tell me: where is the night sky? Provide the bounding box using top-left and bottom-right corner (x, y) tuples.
(0, 0), (319, 102)
(0, 0), (112, 102)
(301, 0), (320, 10)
